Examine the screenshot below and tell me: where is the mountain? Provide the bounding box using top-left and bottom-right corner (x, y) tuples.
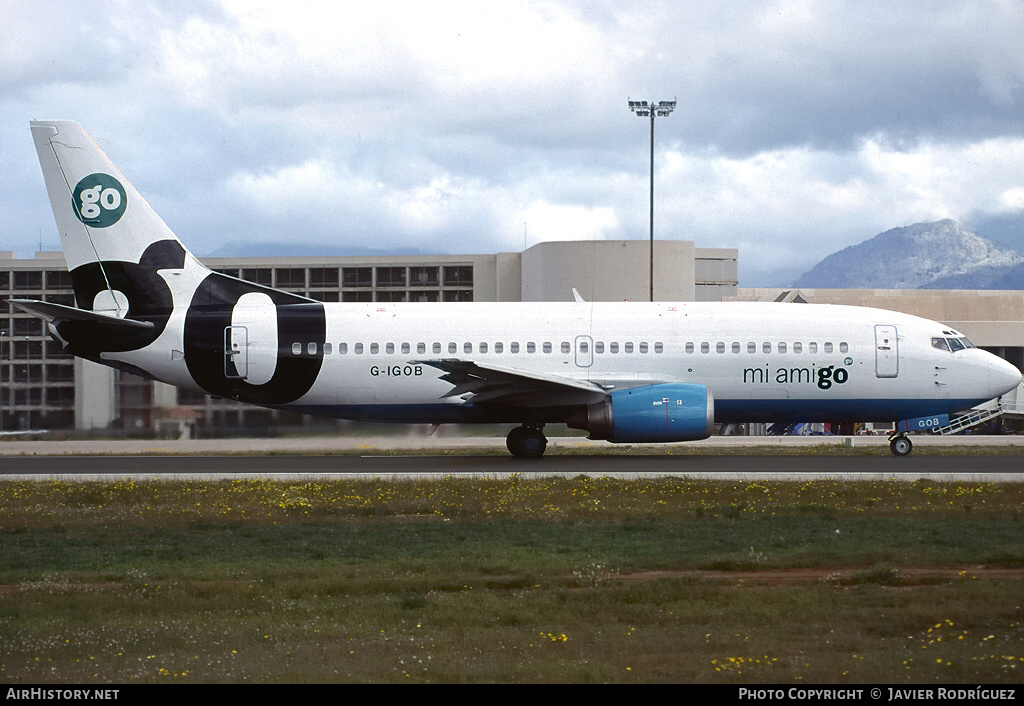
(967, 211), (1024, 254)
(793, 219), (1024, 289)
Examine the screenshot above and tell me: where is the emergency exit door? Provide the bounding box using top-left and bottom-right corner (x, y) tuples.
(575, 335), (593, 367)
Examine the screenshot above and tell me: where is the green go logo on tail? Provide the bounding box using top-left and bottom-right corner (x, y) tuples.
(72, 173), (126, 228)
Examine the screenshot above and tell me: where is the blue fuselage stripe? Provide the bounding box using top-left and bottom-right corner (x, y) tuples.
(280, 398), (986, 425)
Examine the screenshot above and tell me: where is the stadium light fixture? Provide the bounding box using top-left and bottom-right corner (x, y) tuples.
(629, 98), (676, 301)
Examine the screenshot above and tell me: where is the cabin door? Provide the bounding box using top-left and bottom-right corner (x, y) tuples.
(224, 326), (248, 379)
(874, 325), (898, 378)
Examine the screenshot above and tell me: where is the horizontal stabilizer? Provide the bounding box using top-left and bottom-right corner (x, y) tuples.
(8, 298), (154, 331)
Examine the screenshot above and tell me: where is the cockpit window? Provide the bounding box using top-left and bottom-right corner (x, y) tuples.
(934, 335), (976, 352)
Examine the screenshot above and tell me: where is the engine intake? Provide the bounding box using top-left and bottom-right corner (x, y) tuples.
(567, 383), (714, 443)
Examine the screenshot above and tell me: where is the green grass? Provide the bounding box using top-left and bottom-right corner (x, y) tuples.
(1, 477), (1022, 683)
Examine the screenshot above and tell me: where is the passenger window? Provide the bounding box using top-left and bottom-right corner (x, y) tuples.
(809, 342), (817, 353)
(839, 342), (848, 353)
(417, 342), (426, 354)
(610, 342), (619, 354)
(543, 342), (552, 354)
(640, 342), (649, 354)
(355, 343), (364, 354)
(763, 342), (771, 353)
(480, 342), (488, 353)
(625, 342), (634, 354)
(324, 342), (332, 355)
(595, 342), (604, 354)
(291, 342), (301, 355)
(716, 342), (725, 354)
(386, 343), (395, 354)
(824, 342), (833, 353)
(685, 342), (694, 354)
(464, 342), (472, 354)
(793, 342), (802, 353)
(370, 343), (379, 354)
(448, 342), (457, 354)
(580, 341), (589, 353)
(561, 342), (571, 354)
(339, 343), (348, 354)
(654, 342), (663, 354)
(433, 342), (441, 354)
(511, 342), (520, 353)
(732, 342), (741, 353)
(778, 342), (787, 353)
(401, 342), (410, 354)
(700, 342), (709, 354)
(495, 342), (503, 353)
(747, 342), (756, 353)
(527, 342), (536, 353)
(307, 342), (317, 355)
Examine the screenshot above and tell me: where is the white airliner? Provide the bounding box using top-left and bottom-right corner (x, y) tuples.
(13, 121), (1022, 457)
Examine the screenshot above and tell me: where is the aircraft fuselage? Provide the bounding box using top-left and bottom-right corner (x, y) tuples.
(95, 291), (1014, 427)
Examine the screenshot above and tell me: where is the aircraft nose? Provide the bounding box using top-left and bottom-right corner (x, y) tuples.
(991, 355), (1022, 396)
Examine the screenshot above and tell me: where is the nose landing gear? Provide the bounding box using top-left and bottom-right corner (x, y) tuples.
(506, 424), (547, 458)
(888, 433), (913, 456)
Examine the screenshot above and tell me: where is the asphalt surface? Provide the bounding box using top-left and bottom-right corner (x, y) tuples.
(2, 452), (1022, 481)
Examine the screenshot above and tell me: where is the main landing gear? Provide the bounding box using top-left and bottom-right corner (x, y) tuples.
(888, 433), (913, 457)
(506, 424), (547, 458)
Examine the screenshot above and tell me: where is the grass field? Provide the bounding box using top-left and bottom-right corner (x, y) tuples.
(1, 475), (1022, 683)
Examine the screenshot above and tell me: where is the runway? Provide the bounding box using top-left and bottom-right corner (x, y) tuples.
(2, 452), (1022, 482)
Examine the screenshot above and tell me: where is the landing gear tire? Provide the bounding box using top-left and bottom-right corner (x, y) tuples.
(506, 426), (547, 458)
(889, 435), (913, 457)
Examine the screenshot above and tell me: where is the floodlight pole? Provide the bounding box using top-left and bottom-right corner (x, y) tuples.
(628, 99), (675, 301)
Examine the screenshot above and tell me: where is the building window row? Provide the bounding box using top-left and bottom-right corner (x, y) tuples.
(339, 290), (473, 303)
(340, 266), (473, 289)
(1, 387), (74, 406)
(213, 265), (474, 290)
(0, 270), (74, 291)
(1, 363), (75, 383)
(0, 341), (71, 360)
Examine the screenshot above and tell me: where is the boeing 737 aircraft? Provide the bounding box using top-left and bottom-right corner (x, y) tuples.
(13, 121), (1022, 457)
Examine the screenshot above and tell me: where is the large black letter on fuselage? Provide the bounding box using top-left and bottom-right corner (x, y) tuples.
(183, 273), (326, 404)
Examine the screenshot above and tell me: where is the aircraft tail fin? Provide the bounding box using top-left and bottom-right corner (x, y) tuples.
(29, 120), (207, 318)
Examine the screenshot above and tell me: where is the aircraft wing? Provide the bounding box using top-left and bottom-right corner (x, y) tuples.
(415, 359), (609, 408)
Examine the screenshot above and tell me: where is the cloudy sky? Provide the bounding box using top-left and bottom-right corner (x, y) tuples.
(4, 0), (1024, 285)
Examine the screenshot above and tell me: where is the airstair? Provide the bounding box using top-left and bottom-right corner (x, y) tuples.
(931, 400), (1007, 436)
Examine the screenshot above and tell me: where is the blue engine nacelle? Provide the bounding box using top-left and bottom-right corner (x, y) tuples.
(568, 383), (715, 443)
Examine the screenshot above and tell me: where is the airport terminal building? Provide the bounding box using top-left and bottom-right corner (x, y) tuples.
(0, 240), (738, 433)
